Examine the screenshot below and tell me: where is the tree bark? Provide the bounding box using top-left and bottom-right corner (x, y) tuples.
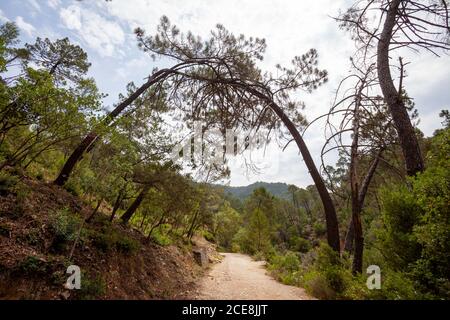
(110, 186), (126, 222)
(344, 221), (355, 253)
(344, 148), (383, 255)
(86, 198), (103, 223)
(377, 0), (424, 176)
(120, 185), (151, 224)
(267, 99), (340, 252)
(186, 209), (200, 240)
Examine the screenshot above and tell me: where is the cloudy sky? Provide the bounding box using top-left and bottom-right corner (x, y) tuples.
(1, 0), (449, 187)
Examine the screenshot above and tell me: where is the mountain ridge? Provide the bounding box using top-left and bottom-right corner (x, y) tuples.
(218, 181), (293, 201)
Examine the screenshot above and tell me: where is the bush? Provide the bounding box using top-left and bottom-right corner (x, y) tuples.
(78, 274), (106, 300)
(91, 227), (140, 254)
(253, 251), (265, 261)
(63, 179), (82, 197)
(299, 243), (353, 299)
(17, 255), (49, 275)
(376, 131), (450, 298)
(202, 229), (215, 243)
(19, 229), (42, 246)
(313, 222), (326, 237)
(116, 235), (140, 254)
(35, 171), (44, 181)
(268, 251), (302, 286)
(91, 231), (115, 252)
(302, 270), (337, 299)
(289, 236), (311, 253)
(49, 208), (84, 251)
(0, 172), (18, 195)
(342, 269), (426, 300)
(149, 226), (172, 246)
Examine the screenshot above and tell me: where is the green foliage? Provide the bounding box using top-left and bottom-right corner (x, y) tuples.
(376, 129), (450, 298)
(78, 273), (106, 300)
(91, 227), (140, 254)
(213, 202), (241, 250)
(49, 208), (84, 251)
(149, 225), (173, 246)
(289, 236), (311, 253)
(268, 251), (302, 285)
(18, 229), (42, 246)
(0, 171), (18, 195)
(115, 235), (140, 254)
(17, 255), (49, 275)
(63, 178), (82, 197)
(313, 222), (326, 237)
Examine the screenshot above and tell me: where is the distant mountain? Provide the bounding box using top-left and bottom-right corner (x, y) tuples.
(219, 181), (292, 201)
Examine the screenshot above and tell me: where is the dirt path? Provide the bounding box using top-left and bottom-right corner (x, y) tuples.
(194, 253), (312, 300)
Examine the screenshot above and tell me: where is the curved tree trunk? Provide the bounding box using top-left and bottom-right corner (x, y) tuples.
(86, 198), (103, 223)
(267, 100), (340, 253)
(54, 69), (171, 186)
(120, 185), (151, 224)
(377, 0), (424, 176)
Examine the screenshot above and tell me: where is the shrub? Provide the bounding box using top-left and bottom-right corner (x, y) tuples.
(116, 235), (140, 254)
(17, 255), (49, 275)
(267, 251), (302, 285)
(91, 231), (115, 252)
(63, 179), (82, 197)
(289, 236), (311, 253)
(313, 222), (326, 237)
(78, 274), (106, 300)
(202, 229), (215, 243)
(150, 226), (172, 246)
(49, 208), (84, 251)
(302, 270), (337, 299)
(377, 131), (450, 298)
(19, 229), (42, 246)
(91, 228), (140, 254)
(253, 251), (265, 261)
(35, 171), (44, 181)
(0, 172), (18, 195)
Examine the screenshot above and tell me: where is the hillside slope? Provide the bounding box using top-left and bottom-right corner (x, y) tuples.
(220, 181), (292, 201)
(0, 174), (208, 299)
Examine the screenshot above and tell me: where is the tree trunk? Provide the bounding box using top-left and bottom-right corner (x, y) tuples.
(344, 221), (355, 253)
(350, 80), (364, 274)
(268, 100), (340, 252)
(110, 187), (125, 222)
(53, 69), (171, 186)
(377, 0), (424, 176)
(54, 132), (98, 186)
(120, 185), (151, 224)
(86, 198), (103, 223)
(350, 144), (364, 274)
(147, 214), (166, 239)
(344, 148), (383, 255)
(186, 209), (200, 240)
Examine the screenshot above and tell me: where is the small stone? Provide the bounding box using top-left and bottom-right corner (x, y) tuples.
(60, 291), (70, 300)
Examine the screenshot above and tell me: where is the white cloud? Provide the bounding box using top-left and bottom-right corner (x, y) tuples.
(15, 16), (36, 36)
(115, 57), (149, 79)
(0, 9), (10, 22)
(47, 0), (61, 9)
(27, 0), (42, 12)
(59, 5), (82, 30)
(59, 5), (125, 57)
